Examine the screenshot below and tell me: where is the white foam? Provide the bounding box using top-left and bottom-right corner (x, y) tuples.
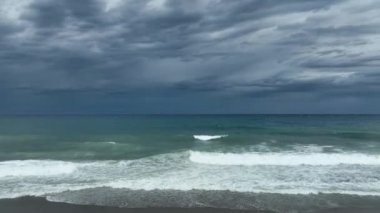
(0, 160), (77, 178)
(1, 151), (380, 199)
(106, 141), (117, 145)
(189, 151), (380, 166)
(84, 141), (117, 145)
(193, 135), (228, 141)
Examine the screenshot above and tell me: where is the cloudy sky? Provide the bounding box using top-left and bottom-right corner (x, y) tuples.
(1, 0), (380, 114)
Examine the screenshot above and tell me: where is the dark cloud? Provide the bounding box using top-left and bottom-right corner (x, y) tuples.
(302, 55), (380, 68)
(21, 0), (105, 28)
(0, 0), (380, 114)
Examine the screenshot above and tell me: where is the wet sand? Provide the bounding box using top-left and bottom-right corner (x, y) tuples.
(0, 196), (379, 213)
(0, 197), (273, 213)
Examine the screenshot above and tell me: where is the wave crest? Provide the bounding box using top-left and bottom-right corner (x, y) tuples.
(189, 151), (380, 166)
(193, 135), (228, 141)
(0, 160), (77, 178)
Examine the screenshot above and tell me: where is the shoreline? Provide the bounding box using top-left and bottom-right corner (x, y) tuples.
(1, 196), (380, 213)
(0, 196), (274, 213)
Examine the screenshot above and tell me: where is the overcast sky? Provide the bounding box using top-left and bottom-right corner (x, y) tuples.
(1, 0), (380, 114)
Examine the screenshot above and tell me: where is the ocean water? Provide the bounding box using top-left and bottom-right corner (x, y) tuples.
(1, 115), (380, 212)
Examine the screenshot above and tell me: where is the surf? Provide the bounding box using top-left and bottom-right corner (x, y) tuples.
(0, 160), (78, 178)
(189, 151), (380, 166)
(1, 151), (380, 199)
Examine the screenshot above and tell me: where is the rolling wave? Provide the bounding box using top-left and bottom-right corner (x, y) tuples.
(189, 151), (380, 166)
(1, 150), (380, 199)
(0, 160), (77, 178)
(193, 135), (228, 141)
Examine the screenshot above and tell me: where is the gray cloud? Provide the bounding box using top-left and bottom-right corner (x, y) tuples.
(0, 0), (380, 114)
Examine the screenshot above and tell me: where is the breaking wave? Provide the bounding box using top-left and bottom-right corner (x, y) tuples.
(193, 135), (228, 141)
(1, 150), (380, 199)
(0, 160), (77, 178)
(189, 151), (380, 166)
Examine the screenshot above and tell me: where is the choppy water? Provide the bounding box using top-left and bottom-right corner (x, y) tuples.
(1, 115), (380, 212)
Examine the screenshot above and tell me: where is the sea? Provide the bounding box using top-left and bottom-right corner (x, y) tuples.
(1, 115), (380, 212)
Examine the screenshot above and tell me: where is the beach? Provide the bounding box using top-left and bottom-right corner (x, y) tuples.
(0, 196), (273, 213)
(1, 196), (380, 213)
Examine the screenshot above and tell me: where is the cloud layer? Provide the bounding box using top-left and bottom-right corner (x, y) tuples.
(1, 0), (380, 113)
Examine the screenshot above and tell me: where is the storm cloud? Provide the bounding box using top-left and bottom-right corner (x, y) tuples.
(1, 0), (380, 114)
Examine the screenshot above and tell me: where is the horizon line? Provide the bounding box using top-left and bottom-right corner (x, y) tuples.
(1, 113), (380, 116)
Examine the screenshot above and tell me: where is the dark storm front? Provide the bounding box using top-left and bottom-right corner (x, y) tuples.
(0, 115), (380, 211)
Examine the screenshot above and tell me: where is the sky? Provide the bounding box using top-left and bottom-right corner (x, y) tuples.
(1, 0), (380, 114)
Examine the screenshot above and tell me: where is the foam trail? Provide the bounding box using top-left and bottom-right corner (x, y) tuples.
(193, 135), (228, 141)
(0, 160), (77, 177)
(189, 151), (380, 166)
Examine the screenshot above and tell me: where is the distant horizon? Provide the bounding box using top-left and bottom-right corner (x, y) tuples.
(2, 113), (380, 116)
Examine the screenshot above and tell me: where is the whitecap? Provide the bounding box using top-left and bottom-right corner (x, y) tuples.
(0, 160), (77, 178)
(189, 151), (380, 166)
(106, 141), (117, 145)
(193, 135), (228, 141)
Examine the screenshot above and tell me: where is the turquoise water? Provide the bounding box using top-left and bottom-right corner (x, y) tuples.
(1, 115), (380, 160)
(1, 115), (380, 212)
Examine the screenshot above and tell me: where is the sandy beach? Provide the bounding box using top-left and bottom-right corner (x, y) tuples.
(1, 196), (380, 213)
(0, 197), (275, 213)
